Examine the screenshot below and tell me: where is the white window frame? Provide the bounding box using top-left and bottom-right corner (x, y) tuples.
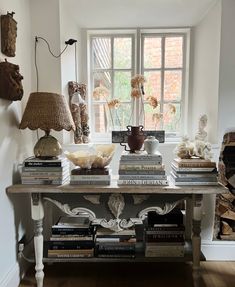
(86, 28), (190, 143)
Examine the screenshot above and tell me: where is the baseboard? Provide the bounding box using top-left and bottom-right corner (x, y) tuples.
(202, 240), (235, 260)
(0, 263), (20, 287)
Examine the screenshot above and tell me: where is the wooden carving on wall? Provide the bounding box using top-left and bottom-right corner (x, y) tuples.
(1, 12), (17, 57)
(68, 81), (90, 143)
(0, 59), (24, 101)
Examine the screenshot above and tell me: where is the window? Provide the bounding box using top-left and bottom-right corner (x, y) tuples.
(87, 29), (190, 141)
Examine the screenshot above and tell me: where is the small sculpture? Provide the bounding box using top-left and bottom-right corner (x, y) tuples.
(195, 114), (208, 141)
(174, 114), (213, 160)
(1, 12), (17, 57)
(68, 81), (90, 143)
(0, 59), (23, 101)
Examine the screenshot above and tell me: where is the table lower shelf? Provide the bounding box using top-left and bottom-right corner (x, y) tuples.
(23, 241), (206, 264)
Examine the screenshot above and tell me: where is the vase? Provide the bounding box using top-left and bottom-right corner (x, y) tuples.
(127, 125), (144, 153)
(144, 136), (159, 155)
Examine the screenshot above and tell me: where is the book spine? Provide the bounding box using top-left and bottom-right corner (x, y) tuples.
(21, 179), (68, 185)
(48, 253), (94, 258)
(121, 155), (162, 161)
(70, 175), (110, 181)
(21, 171), (69, 177)
(119, 164), (164, 170)
(117, 179), (168, 185)
(120, 160), (162, 165)
(49, 242), (94, 250)
(24, 161), (68, 167)
(146, 230), (185, 235)
(173, 161), (216, 168)
(51, 229), (92, 236)
(146, 226), (185, 232)
(171, 179), (218, 186)
(50, 236), (93, 241)
(118, 170), (165, 175)
(171, 171), (217, 178)
(171, 164), (216, 172)
(70, 180), (110, 185)
(119, 175), (167, 180)
(22, 166), (68, 172)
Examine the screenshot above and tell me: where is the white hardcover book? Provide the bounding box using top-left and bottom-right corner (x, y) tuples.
(171, 163), (216, 172)
(119, 175), (167, 180)
(120, 160), (162, 165)
(70, 175), (111, 181)
(170, 176), (218, 186)
(117, 179), (168, 185)
(119, 164), (164, 170)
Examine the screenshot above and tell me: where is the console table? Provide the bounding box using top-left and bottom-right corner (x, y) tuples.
(7, 181), (227, 287)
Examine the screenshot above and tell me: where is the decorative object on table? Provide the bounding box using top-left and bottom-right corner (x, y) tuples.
(130, 74), (146, 126)
(68, 81), (90, 144)
(92, 85), (121, 131)
(195, 114), (208, 141)
(21, 156), (70, 185)
(112, 130), (165, 144)
(1, 12), (17, 57)
(19, 92), (75, 158)
(0, 59), (23, 101)
(174, 136), (213, 160)
(144, 135), (159, 155)
(117, 150), (168, 186)
(120, 125), (145, 153)
(64, 144), (115, 185)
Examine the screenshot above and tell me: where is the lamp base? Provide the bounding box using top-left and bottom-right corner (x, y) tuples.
(34, 134), (62, 159)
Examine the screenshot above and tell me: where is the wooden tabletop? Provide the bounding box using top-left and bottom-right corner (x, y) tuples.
(7, 179), (228, 195)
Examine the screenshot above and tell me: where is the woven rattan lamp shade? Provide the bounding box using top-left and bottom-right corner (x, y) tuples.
(19, 92), (75, 131)
(19, 92), (75, 158)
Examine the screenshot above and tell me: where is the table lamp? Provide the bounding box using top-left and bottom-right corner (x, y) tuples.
(19, 92), (75, 158)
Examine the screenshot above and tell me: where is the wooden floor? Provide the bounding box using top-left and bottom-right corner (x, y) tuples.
(20, 261), (235, 287)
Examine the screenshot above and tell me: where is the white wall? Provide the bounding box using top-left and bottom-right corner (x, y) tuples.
(190, 0), (221, 144)
(0, 1), (33, 286)
(218, 0), (235, 140)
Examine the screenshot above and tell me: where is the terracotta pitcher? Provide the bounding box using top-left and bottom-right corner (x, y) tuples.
(127, 125), (144, 153)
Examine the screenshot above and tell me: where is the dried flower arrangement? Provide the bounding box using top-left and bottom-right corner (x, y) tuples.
(130, 74), (146, 126)
(92, 86), (121, 130)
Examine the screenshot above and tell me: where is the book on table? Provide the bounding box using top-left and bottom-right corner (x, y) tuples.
(70, 167), (111, 185)
(21, 156), (70, 184)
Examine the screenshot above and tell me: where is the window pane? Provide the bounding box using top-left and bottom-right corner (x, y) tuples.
(93, 71), (111, 100)
(164, 70), (182, 101)
(144, 104), (162, 130)
(144, 71), (161, 101)
(116, 103), (132, 130)
(165, 37), (183, 68)
(94, 103), (107, 133)
(92, 37), (111, 69)
(144, 37), (161, 69)
(114, 38), (132, 69)
(114, 71), (132, 101)
(163, 103), (181, 133)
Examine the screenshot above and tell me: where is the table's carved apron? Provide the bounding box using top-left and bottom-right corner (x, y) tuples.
(43, 193), (186, 232)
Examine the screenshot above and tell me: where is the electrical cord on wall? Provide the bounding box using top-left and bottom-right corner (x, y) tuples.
(34, 36), (77, 140)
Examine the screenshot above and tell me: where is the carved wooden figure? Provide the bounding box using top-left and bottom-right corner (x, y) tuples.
(0, 59), (24, 101)
(1, 12), (17, 57)
(68, 81), (90, 143)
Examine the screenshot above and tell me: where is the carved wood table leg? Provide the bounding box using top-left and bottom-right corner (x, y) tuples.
(192, 194), (203, 287)
(31, 194), (44, 287)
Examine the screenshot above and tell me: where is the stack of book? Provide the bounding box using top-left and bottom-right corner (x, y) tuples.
(47, 216), (95, 258)
(117, 151), (168, 186)
(95, 227), (136, 258)
(21, 157), (70, 185)
(170, 158), (218, 186)
(70, 167), (111, 185)
(145, 209), (185, 257)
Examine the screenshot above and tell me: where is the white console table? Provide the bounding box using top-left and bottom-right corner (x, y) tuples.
(7, 181), (227, 287)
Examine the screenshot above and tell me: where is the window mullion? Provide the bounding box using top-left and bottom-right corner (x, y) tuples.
(160, 36), (165, 130)
(111, 36), (114, 99)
